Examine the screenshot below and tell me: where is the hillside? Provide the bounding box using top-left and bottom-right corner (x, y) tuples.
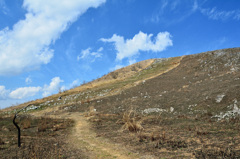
(1, 47), (240, 158)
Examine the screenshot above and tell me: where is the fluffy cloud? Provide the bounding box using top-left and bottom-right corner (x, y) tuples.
(9, 86), (41, 99)
(0, 0), (106, 76)
(1, 76), (65, 100)
(42, 77), (63, 97)
(77, 47), (103, 62)
(0, 85), (9, 99)
(101, 31), (173, 61)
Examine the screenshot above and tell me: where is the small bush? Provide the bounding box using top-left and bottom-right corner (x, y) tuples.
(120, 109), (143, 132)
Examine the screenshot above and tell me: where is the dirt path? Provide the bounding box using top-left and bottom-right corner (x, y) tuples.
(51, 112), (140, 159)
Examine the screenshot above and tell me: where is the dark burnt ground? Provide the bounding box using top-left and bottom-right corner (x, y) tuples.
(0, 115), (87, 159)
(77, 48), (240, 158)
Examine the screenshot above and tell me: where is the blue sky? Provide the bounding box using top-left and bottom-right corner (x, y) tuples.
(0, 0), (240, 109)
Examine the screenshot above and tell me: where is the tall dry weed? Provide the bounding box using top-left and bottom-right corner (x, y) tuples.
(119, 109), (143, 132)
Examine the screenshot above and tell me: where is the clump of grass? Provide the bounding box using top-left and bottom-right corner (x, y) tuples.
(119, 109), (143, 132)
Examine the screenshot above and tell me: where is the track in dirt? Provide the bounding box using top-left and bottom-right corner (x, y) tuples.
(58, 112), (140, 159)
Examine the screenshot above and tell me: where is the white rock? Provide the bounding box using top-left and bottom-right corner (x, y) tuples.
(216, 94), (225, 103)
(142, 108), (166, 114)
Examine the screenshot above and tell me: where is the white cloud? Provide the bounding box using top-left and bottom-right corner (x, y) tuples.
(25, 76), (32, 84)
(101, 31), (172, 61)
(201, 7), (240, 21)
(1, 76), (73, 106)
(78, 48), (91, 60)
(9, 86), (41, 99)
(0, 85), (9, 99)
(42, 77), (63, 97)
(77, 47), (103, 62)
(0, 0), (106, 76)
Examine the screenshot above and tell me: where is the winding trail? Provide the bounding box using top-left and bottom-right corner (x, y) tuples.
(56, 112), (140, 159)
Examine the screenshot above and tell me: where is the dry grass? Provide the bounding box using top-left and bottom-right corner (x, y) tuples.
(119, 109), (143, 132)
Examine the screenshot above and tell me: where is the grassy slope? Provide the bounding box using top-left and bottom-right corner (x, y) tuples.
(1, 47), (240, 158)
(1, 56), (181, 115)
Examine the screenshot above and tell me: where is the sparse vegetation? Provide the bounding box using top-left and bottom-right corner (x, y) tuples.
(119, 109), (143, 132)
(1, 47), (240, 158)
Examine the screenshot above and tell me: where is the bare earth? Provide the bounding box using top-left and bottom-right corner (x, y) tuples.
(47, 112), (140, 159)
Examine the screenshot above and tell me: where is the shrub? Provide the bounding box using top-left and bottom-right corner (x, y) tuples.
(120, 109), (143, 132)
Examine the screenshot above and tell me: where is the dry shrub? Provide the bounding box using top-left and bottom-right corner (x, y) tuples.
(119, 109), (143, 132)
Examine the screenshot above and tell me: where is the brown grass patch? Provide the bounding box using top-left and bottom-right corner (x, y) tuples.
(118, 109), (143, 132)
